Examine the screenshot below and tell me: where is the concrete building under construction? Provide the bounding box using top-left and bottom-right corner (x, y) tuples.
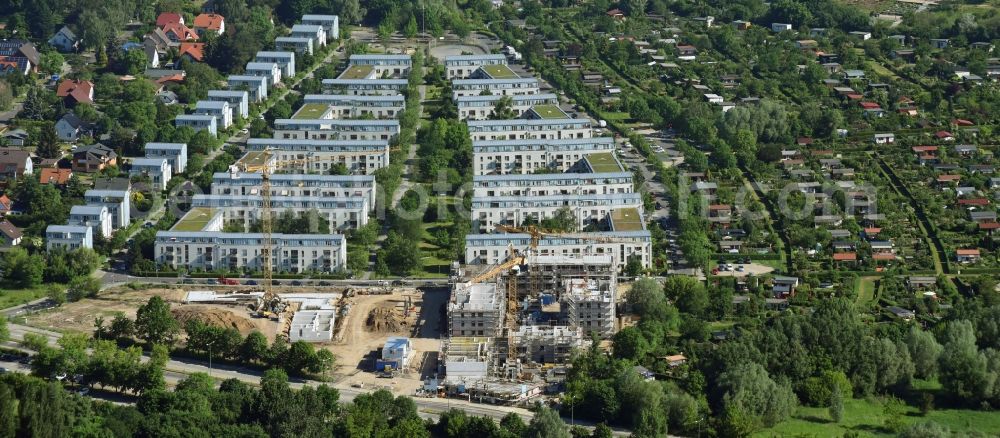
(448, 282), (507, 337)
(563, 278), (617, 338)
(443, 336), (494, 382)
(512, 325), (589, 365)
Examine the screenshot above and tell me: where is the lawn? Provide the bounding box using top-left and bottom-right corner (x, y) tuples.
(757, 396), (1000, 437)
(0, 283), (61, 310)
(866, 60), (900, 80)
(292, 102), (330, 119)
(172, 207), (217, 232)
(602, 111), (631, 121)
(855, 276), (877, 304)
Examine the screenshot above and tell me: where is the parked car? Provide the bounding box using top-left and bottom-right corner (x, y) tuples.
(244, 280), (258, 286)
(291, 280), (303, 286)
(318, 281), (332, 286)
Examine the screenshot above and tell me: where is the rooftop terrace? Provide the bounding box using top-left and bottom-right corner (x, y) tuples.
(338, 64), (374, 80)
(172, 207), (217, 232)
(610, 207), (644, 231)
(585, 152), (623, 172)
(293, 102), (331, 119)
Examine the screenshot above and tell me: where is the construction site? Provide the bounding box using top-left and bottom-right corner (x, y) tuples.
(431, 227), (627, 404)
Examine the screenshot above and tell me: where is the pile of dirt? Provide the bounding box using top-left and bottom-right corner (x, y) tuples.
(366, 306), (404, 333)
(172, 306), (257, 334)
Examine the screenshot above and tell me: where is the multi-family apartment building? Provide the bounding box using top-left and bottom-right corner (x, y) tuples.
(348, 54), (412, 77)
(473, 137), (616, 175)
(321, 78), (408, 95)
(472, 172), (633, 197)
(457, 93), (559, 120)
(206, 90), (250, 119)
(244, 62), (282, 86)
(228, 75), (269, 102)
(298, 94), (405, 119)
(212, 172), (377, 206)
(471, 193), (643, 232)
(451, 78), (540, 98)
(301, 15), (339, 40)
(190, 193), (369, 231)
(465, 230), (652, 271)
(84, 189), (131, 229)
(175, 114), (218, 136)
(289, 24), (327, 48)
(448, 282), (506, 337)
(466, 118), (592, 141)
(68, 205), (112, 238)
(245, 138), (389, 175)
(155, 230), (347, 273)
(129, 158), (172, 190)
(46, 224), (93, 250)
(273, 119), (400, 141)
(254, 51), (296, 78)
(194, 100), (233, 129)
(444, 54), (508, 79)
(275, 37), (313, 55)
(144, 142), (188, 174)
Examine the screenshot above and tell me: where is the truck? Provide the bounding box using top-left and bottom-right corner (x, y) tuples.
(218, 276), (239, 285)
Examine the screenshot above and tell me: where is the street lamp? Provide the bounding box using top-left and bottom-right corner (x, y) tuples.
(206, 340), (215, 378)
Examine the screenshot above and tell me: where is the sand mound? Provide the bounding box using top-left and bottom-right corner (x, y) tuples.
(366, 306), (404, 333)
(172, 306), (257, 334)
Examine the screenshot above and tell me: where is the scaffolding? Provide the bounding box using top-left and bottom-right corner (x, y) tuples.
(563, 278), (617, 338)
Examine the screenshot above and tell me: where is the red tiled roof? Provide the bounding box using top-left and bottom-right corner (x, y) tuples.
(606, 8), (624, 16)
(797, 137), (814, 145)
(39, 168), (72, 185)
(55, 79), (93, 104)
(155, 73), (185, 86)
(833, 252), (857, 261)
(978, 222), (1000, 230)
(912, 146), (938, 152)
(859, 101), (881, 109)
(178, 42), (204, 61)
(953, 119), (974, 126)
(846, 93), (863, 100)
(935, 130), (954, 138)
(162, 22), (199, 41)
(937, 174), (961, 182)
(156, 12), (184, 27)
(709, 204), (732, 210)
(193, 14), (225, 31)
(873, 253), (897, 261)
(811, 149), (833, 156)
(864, 227), (881, 233)
(0, 194), (11, 211)
(956, 249), (980, 256)
(957, 198), (989, 206)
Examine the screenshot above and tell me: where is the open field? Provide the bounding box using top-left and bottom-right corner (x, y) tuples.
(757, 396), (1000, 437)
(0, 284), (64, 310)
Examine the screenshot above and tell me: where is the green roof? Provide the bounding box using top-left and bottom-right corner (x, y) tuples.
(480, 64), (519, 79)
(293, 102), (331, 119)
(529, 104), (567, 119)
(237, 151), (272, 171)
(585, 152), (623, 172)
(610, 208), (644, 231)
(173, 207), (217, 232)
(338, 64), (375, 80)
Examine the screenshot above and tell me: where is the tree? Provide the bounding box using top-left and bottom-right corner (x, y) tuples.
(524, 407), (570, 438)
(241, 331), (269, 364)
(0, 317), (7, 344)
(46, 284), (66, 306)
(626, 278), (665, 317)
(612, 327), (648, 361)
(500, 412), (526, 436)
(0, 79), (12, 112)
(67, 276), (101, 302)
(404, 16), (418, 39)
(906, 326), (943, 379)
(1, 247), (44, 288)
(335, 0), (366, 24)
(829, 381), (844, 423)
(134, 296), (180, 346)
(38, 51), (65, 75)
(938, 320), (991, 403)
(108, 313), (135, 341)
(489, 96), (517, 120)
(123, 49), (148, 75)
(716, 363), (798, 432)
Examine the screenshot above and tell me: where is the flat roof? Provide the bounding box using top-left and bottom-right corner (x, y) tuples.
(237, 151), (272, 169)
(610, 207), (644, 231)
(339, 64), (374, 80)
(530, 104), (567, 119)
(585, 153), (623, 172)
(293, 102), (330, 119)
(480, 64), (519, 79)
(172, 207), (217, 232)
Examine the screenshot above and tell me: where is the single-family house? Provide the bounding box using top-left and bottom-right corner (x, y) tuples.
(72, 143), (117, 173)
(55, 112), (88, 142)
(156, 12), (184, 27)
(39, 168), (72, 185)
(48, 26), (80, 53)
(290, 24), (326, 47)
(274, 37), (313, 55)
(0, 220), (22, 246)
(301, 15), (339, 40)
(161, 22), (199, 43)
(178, 42), (205, 63)
(244, 61), (281, 86)
(2, 129), (28, 146)
(84, 188), (131, 229)
(228, 75), (268, 102)
(0, 148), (33, 180)
(56, 79), (94, 106)
(254, 51), (295, 78)
(192, 13), (225, 36)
